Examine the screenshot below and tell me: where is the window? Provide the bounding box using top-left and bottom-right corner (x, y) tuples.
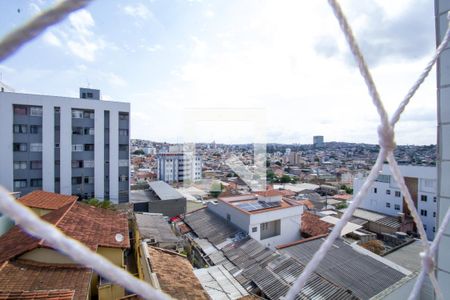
(395, 191), (401, 197)
(433, 227), (436, 233)
(433, 212), (436, 218)
(84, 144), (94, 151)
(119, 113), (129, 120)
(30, 107), (43, 116)
(394, 204), (400, 211)
(29, 125), (40, 134)
(376, 174), (390, 183)
(87, 92), (93, 98)
(72, 144), (84, 152)
(84, 160), (95, 168)
(13, 143), (27, 152)
(421, 195), (427, 202)
(55, 143), (60, 149)
(30, 178), (42, 187)
(119, 175), (128, 182)
(252, 227), (258, 233)
(72, 127), (83, 135)
(434, 196), (437, 202)
(373, 188), (377, 194)
(71, 177), (82, 185)
(72, 110), (83, 118)
(13, 124), (27, 134)
(420, 209), (428, 217)
(386, 202), (391, 208)
(84, 177), (94, 184)
(54, 107), (60, 114)
(83, 111), (94, 119)
(386, 189), (391, 195)
(30, 143), (42, 152)
(260, 220), (281, 240)
(13, 106), (27, 115)
(119, 129), (128, 136)
(14, 161), (27, 170)
(72, 160), (83, 168)
(30, 161), (42, 169)
(424, 224), (427, 231)
(119, 144), (129, 151)
(119, 159), (129, 167)
(84, 128), (94, 135)
(55, 177), (60, 183)
(14, 179), (27, 188)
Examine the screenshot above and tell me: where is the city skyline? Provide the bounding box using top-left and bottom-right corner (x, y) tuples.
(0, 0), (437, 145)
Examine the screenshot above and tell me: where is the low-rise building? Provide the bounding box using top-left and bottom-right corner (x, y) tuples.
(354, 164), (437, 240)
(0, 191), (130, 300)
(208, 190), (303, 249)
(131, 181), (186, 218)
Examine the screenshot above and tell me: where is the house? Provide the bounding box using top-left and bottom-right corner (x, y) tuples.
(131, 181), (186, 218)
(134, 244), (208, 300)
(133, 213), (180, 250)
(0, 192), (130, 300)
(208, 191), (303, 249)
(182, 208), (356, 299)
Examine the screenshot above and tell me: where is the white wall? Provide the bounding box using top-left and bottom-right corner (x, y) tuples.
(207, 201), (250, 232)
(0, 92), (129, 201)
(249, 206), (303, 249)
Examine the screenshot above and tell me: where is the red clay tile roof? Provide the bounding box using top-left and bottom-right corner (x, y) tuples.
(333, 194), (352, 201)
(148, 247), (208, 300)
(0, 260), (91, 300)
(301, 212), (333, 237)
(18, 191), (78, 210)
(0, 201), (130, 263)
(0, 289), (75, 299)
(297, 199), (314, 210)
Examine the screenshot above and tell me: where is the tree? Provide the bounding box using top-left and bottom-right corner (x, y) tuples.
(360, 240), (384, 255)
(133, 149), (145, 155)
(83, 198), (114, 209)
(280, 175), (291, 183)
(275, 161), (282, 166)
(209, 182), (223, 198)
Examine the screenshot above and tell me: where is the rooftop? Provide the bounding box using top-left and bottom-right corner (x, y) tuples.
(217, 194), (299, 215)
(0, 200), (129, 262)
(135, 213), (179, 245)
(148, 181), (185, 201)
(18, 190), (78, 210)
(301, 212), (333, 237)
(0, 260), (91, 300)
(279, 237), (407, 299)
(148, 247), (208, 300)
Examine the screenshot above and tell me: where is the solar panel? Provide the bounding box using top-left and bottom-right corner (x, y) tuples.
(237, 201), (282, 212)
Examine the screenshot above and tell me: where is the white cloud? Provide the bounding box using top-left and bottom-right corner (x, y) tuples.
(123, 3), (152, 19)
(42, 31), (62, 47)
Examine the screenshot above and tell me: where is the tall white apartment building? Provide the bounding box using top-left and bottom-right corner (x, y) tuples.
(0, 87), (130, 203)
(157, 146), (202, 184)
(353, 164), (437, 240)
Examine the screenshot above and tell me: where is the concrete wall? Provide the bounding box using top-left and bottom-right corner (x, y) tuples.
(19, 248), (75, 264)
(207, 201), (251, 232)
(354, 164), (437, 240)
(0, 92), (130, 203)
(436, 0), (450, 295)
(148, 198), (186, 218)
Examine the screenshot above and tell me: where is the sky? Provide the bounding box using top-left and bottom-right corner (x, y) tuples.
(0, 0), (438, 145)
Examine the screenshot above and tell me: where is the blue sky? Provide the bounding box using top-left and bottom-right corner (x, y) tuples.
(0, 0), (438, 144)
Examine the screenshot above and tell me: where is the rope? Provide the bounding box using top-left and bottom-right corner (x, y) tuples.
(0, 0), (449, 299)
(0, 0), (94, 61)
(284, 1), (450, 299)
(0, 187), (171, 300)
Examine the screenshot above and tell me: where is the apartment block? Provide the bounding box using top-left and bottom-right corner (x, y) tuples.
(0, 88), (130, 203)
(157, 148), (202, 183)
(353, 164), (437, 240)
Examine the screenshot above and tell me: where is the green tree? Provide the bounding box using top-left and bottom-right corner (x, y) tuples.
(280, 175), (291, 183)
(133, 149), (145, 155)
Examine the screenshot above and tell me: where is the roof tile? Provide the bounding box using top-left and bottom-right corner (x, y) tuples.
(18, 191), (78, 210)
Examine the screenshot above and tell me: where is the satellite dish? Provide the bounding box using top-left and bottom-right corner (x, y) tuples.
(115, 233), (124, 243)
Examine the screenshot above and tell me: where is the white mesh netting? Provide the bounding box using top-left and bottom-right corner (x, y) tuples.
(0, 1), (449, 300)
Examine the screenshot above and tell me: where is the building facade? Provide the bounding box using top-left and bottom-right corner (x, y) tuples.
(0, 88), (130, 203)
(157, 152), (202, 183)
(353, 164), (437, 240)
(313, 135), (324, 148)
(208, 192), (303, 249)
(436, 0), (450, 294)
